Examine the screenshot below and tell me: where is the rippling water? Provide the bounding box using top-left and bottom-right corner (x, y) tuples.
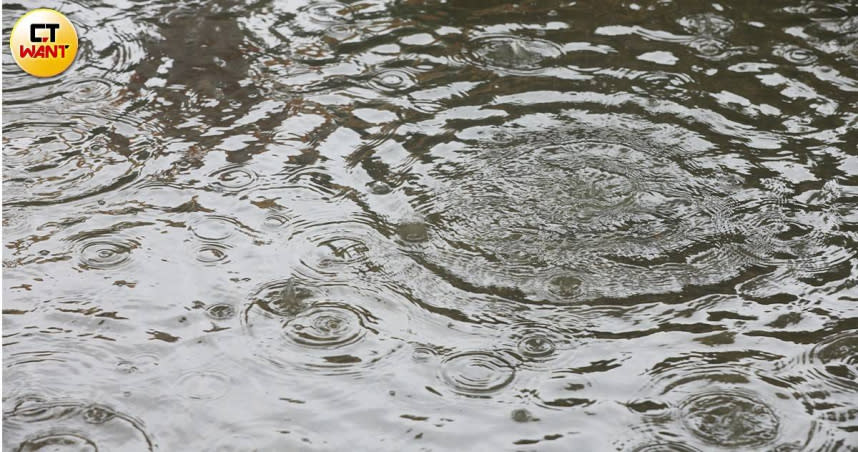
(3, 0), (858, 450)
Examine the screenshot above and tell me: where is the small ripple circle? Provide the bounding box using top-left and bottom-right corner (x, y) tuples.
(517, 334), (557, 358)
(283, 303), (367, 349)
(466, 34), (564, 71)
(440, 351), (516, 396)
(78, 238), (136, 270)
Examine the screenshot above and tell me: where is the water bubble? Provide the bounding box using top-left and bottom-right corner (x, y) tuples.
(774, 45), (818, 65)
(369, 69), (417, 93)
(466, 34), (564, 72)
(379, 72), (406, 87)
(283, 303), (367, 348)
(206, 303), (236, 320)
(440, 351), (516, 396)
(367, 180), (393, 194)
(679, 391), (779, 447)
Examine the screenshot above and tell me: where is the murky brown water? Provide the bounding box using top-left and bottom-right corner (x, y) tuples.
(3, 0), (858, 450)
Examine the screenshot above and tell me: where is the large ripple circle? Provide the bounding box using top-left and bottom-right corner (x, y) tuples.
(4, 400), (153, 452)
(3, 111), (158, 206)
(421, 122), (742, 302)
(679, 391), (779, 447)
(805, 331), (858, 391)
(631, 352), (829, 451)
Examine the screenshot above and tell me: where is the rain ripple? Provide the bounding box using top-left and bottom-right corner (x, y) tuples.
(680, 391), (779, 448)
(465, 34), (565, 73)
(632, 353), (835, 451)
(3, 110), (160, 206)
(629, 443), (701, 452)
(4, 400), (154, 452)
(439, 350), (516, 397)
(76, 236), (139, 271)
(410, 113), (751, 302)
(241, 281), (404, 375)
(283, 303), (367, 348)
(207, 165), (259, 194)
(802, 331), (858, 393)
(774, 45), (819, 66)
(61, 79), (117, 104)
(367, 68), (419, 94)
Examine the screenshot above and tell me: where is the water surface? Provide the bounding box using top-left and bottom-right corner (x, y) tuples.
(3, 0), (858, 450)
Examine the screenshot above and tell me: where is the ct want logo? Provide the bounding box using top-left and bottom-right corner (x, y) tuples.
(10, 8), (79, 77)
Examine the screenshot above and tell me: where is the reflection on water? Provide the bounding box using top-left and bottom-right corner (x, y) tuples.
(3, 0), (858, 449)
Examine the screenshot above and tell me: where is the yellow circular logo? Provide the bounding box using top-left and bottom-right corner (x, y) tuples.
(9, 9), (79, 78)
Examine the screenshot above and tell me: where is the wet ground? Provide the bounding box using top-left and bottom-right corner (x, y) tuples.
(3, 0), (858, 450)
